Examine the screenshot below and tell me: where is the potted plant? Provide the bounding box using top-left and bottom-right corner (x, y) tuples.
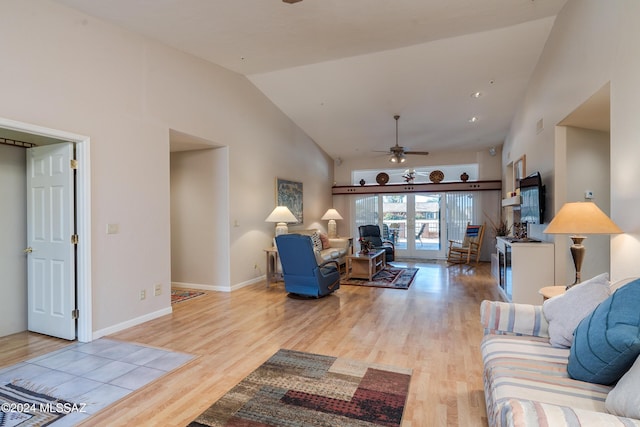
(486, 215), (511, 238)
(358, 237), (373, 254)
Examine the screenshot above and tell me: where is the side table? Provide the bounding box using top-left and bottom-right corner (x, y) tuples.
(264, 247), (282, 288)
(538, 285), (566, 301)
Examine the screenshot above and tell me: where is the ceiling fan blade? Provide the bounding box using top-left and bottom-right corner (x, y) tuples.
(405, 151), (430, 155)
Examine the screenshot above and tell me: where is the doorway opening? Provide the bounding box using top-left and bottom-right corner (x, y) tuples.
(169, 129), (230, 292)
(0, 117), (91, 342)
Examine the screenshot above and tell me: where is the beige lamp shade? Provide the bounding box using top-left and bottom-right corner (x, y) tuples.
(321, 209), (343, 221)
(544, 201), (622, 287)
(265, 206), (298, 236)
(321, 208), (343, 238)
(543, 202), (622, 235)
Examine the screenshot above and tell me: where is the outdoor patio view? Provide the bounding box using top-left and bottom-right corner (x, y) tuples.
(354, 192), (477, 258)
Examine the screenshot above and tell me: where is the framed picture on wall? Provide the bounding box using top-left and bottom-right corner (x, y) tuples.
(276, 178), (303, 223)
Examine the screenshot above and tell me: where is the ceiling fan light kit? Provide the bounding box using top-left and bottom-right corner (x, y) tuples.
(390, 152), (406, 163)
(387, 115), (428, 163)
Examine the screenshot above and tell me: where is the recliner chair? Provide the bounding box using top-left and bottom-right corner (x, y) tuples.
(275, 234), (341, 297)
(358, 225), (395, 262)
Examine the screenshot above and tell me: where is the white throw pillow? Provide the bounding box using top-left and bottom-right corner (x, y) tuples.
(606, 355), (640, 419)
(542, 272), (610, 348)
(310, 231), (323, 252)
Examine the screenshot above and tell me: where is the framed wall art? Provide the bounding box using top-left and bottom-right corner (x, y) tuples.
(276, 178), (303, 223)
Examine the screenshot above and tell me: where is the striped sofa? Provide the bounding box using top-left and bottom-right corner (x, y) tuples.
(480, 300), (640, 426)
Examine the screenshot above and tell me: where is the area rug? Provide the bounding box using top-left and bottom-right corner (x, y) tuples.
(0, 381), (76, 426)
(341, 267), (418, 290)
(171, 289), (205, 304)
(189, 348), (412, 427)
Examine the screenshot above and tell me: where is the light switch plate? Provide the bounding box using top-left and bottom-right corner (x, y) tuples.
(106, 223), (119, 234)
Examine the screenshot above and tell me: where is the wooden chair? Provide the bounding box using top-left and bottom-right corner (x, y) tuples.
(447, 223), (485, 265)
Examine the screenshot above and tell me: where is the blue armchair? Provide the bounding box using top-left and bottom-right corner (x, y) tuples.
(275, 234), (341, 297)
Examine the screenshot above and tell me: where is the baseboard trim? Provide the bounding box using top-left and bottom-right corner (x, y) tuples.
(172, 276), (266, 293)
(230, 276), (265, 292)
(92, 307), (173, 340)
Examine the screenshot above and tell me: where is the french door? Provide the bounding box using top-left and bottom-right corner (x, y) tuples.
(354, 193), (445, 259)
(353, 192), (478, 260)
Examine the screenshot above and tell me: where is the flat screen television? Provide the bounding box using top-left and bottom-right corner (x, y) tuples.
(519, 172), (545, 224)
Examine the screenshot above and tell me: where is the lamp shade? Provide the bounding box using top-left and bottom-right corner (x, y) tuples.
(321, 209), (343, 221)
(265, 206), (298, 224)
(544, 202), (622, 235)
(265, 206), (298, 237)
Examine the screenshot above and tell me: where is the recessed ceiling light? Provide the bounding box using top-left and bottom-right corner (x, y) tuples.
(471, 92), (482, 98)
(469, 116), (478, 123)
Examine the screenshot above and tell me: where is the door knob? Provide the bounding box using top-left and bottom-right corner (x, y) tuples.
(23, 247), (33, 253)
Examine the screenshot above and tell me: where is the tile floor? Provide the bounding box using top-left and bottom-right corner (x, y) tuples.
(0, 338), (193, 426)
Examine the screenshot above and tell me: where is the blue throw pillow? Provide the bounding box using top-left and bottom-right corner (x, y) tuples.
(568, 278), (640, 385)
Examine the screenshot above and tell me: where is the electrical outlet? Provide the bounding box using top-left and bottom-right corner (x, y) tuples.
(139, 289), (146, 300)
(154, 283), (162, 296)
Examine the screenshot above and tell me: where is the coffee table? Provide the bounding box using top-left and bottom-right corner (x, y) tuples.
(346, 249), (386, 280)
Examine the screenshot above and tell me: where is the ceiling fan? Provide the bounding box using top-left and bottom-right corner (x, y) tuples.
(382, 115), (430, 163)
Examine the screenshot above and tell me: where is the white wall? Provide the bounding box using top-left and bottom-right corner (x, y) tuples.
(559, 127), (610, 283)
(0, 145), (27, 336)
(0, 0), (333, 336)
(503, 0), (640, 282)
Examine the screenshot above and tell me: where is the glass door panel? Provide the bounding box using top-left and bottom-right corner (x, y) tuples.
(412, 194), (444, 258)
(415, 194), (443, 255)
(382, 195), (406, 250)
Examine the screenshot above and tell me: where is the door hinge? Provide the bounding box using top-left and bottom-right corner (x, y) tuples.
(72, 309), (79, 320)
(71, 234), (79, 245)
(70, 159), (78, 169)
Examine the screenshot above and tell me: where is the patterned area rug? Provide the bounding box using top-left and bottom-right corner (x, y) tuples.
(171, 289), (205, 304)
(0, 381), (76, 426)
(341, 267), (418, 290)
(189, 349), (412, 427)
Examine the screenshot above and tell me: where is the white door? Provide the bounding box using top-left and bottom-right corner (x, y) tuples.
(26, 143), (76, 340)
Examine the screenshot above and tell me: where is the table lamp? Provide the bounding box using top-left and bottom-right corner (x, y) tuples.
(544, 201), (622, 288)
(321, 208), (343, 238)
(265, 206), (298, 236)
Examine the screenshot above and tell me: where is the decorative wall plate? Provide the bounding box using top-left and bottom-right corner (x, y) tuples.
(429, 170), (444, 183)
(376, 172), (390, 185)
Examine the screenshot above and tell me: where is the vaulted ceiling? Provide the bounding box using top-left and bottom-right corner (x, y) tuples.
(52, 0), (568, 161)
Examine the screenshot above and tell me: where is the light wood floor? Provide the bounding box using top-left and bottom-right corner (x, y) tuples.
(0, 260), (504, 426)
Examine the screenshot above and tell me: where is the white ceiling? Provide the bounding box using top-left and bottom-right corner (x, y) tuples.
(51, 0), (569, 160)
